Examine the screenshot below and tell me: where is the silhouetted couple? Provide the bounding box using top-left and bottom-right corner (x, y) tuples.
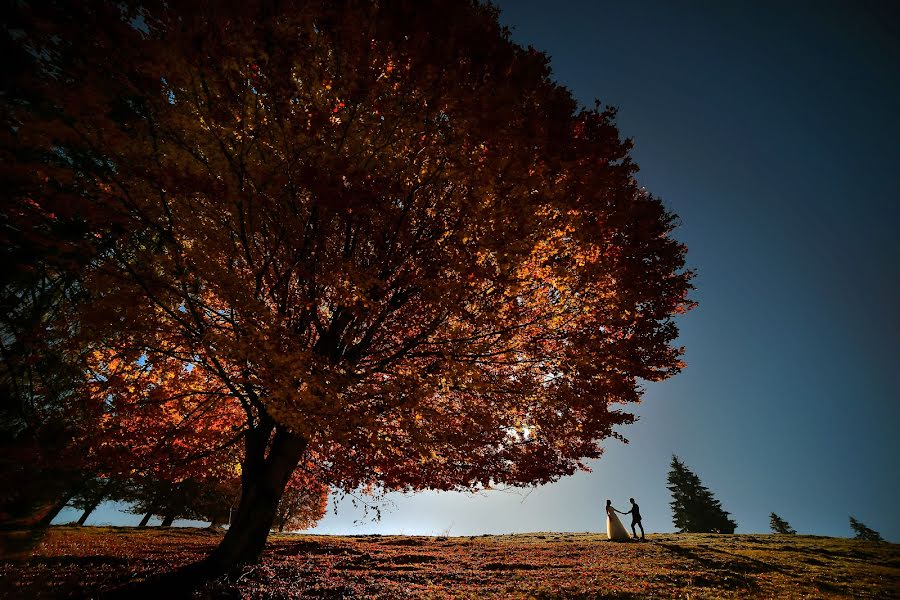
(605, 498), (645, 541)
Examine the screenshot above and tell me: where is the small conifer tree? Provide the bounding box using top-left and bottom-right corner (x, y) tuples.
(667, 455), (737, 534)
(769, 512), (796, 534)
(849, 516), (883, 542)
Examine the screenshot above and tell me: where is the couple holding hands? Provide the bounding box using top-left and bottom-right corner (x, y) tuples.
(605, 498), (645, 542)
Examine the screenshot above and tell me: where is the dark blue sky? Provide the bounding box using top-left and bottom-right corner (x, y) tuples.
(479, 0), (900, 540)
(59, 1), (900, 540)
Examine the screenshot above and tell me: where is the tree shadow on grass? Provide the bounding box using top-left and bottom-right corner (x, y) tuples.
(0, 556), (151, 600)
(654, 542), (773, 592)
(531, 591), (643, 599)
(657, 542), (783, 575)
(390, 553), (437, 564)
(270, 539), (365, 557)
(379, 538), (427, 546)
(99, 559), (224, 599)
(799, 545), (884, 562)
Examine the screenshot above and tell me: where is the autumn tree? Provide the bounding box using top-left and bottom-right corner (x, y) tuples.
(0, 0), (146, 550)
(129, 475), (238, 529)
(94, 368), (247, 528)
(4, 0), (694, 576)
(769, 512), (796, 535)
(125, 471), (325, 531)
(849, 516), (883, 542)
(274, 469), (329, 533)
(0, 231), (97, 547)
(123, 478), (194, 527)
(667, 456), (736, 534)
(125, 478), (170, 528)
(68, 477), (133, 526)
(191, 478), (242, 530)
(0, 280), (96, 553)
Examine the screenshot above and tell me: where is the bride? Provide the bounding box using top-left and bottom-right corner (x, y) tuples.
(606, 499), (630, 541)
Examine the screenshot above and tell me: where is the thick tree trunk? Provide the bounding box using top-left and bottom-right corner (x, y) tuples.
(204, 424), (307, 571)
(104, 425), (308, 596)
(160, 513), (176, 527)
(138, 499), (160, 527)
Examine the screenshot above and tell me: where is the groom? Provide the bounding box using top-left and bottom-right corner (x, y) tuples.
(619, 498), (645, 541)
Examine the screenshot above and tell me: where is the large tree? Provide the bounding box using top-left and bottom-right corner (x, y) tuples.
(667, 456), (736, 534)
(3, 0), (694, 575)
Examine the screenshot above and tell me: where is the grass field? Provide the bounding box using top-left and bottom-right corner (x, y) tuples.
(1, 526), (898, 598)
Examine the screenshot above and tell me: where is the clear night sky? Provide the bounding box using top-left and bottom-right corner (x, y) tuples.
(56, 1), (900, 541)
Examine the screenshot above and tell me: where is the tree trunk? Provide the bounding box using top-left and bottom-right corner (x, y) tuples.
(208, 513), (226, 530)
(75, 479), (114, 526)
(1, 475), (86, 559)
(204, 424), (307, 571)
(103, 425), (308, 596)
(35, 490), (76, 528)
(160, 513), (176, 527)
(76, 501), (99, 526)
(138, 499), (160, 527)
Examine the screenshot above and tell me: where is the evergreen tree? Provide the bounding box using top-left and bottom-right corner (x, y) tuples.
(667, 455), (737, 534)
(849, 516), (883, 542)
(769, 512), (796, 534)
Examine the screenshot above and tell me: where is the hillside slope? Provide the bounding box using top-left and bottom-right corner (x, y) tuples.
(2, 527), (898, 598)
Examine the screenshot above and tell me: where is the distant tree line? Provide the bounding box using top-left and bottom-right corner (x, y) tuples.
(55, 473), (326, 532)
(666, 456), (885, 542)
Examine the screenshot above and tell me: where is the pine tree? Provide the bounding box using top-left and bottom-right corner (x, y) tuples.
(849, 516), (883, 542)
(769, 512), (796, 534)
(667, 455), (737, 534)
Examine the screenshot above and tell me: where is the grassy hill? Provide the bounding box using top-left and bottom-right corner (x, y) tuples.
(1, 526), (898, 598)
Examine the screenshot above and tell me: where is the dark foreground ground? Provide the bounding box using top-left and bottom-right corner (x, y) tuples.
(1, 526), (898, 598)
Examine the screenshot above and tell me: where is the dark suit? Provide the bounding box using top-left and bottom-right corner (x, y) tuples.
(625, 502), (644, 539)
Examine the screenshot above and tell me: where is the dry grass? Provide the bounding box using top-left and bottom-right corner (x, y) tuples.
(1, 526), (898, 598)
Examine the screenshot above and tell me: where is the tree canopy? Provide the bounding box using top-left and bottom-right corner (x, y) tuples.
(3, 0), (693, 571)
(274, 469), (329, 533)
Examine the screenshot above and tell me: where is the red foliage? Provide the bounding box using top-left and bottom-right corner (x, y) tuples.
(275, 468), (329, 532)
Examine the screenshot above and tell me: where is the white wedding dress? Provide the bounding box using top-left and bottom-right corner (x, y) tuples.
(606, 505), (630, 541)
